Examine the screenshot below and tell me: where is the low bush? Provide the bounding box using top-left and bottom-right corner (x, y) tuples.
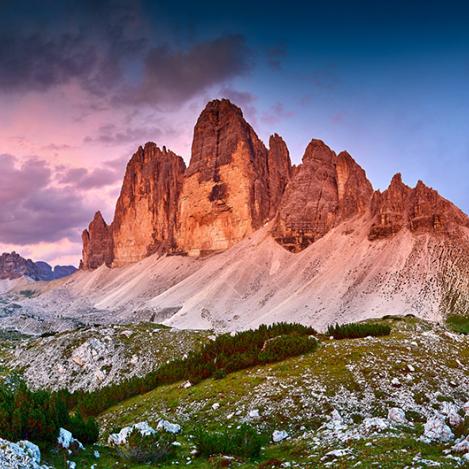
(258, 335), (317, 363)
(327, 322), (391, 339)
(116, 428), (175, 463)
(194, 423), (266, 458)
(446, 314), (469, 335)
(73, 322), (318, 416)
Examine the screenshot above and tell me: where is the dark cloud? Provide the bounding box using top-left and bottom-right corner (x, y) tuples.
(218, 87), (258, 124)
(266, 45), (287, 70)
(0, 0), (253, 110)
(0, 154), (91, 244)
(261, 103), (294, 125)
(116, 35), (252, 106)
(84, 124), (165, 146)
(57, 165), (122, 190)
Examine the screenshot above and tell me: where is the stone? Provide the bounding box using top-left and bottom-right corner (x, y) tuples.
(273, 140), (372, 252)
(423, 416), (454, 442)
(0, 438), (47, 469)
(362, 417), (390, 433)
(157, 419), (181, 434)
(57, 428), (84, 450)
(452, 435), (469, 454)
(112, 143), (185, 266)
(108, 421), (156, 446)
(463, 402), (469, 416)
(387, 407), (407, 425)
(272, 430), (289, 442)
(81, 211), (113, 270)
(248, 409), (260, 418)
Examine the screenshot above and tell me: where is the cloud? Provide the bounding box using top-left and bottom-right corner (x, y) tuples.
(84, 123), (166, 146)
(118, 35), (253, 106)
(57, 165), (122, 190)
(261, 103), (294, 125)
(266, 45), (287, 70)
(0, 154), (92, 245)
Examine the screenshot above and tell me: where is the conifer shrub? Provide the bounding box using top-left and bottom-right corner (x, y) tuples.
(327, 322), (391, 339)
(194, 423), (266, 458)
(116, 428), (175, 463)
(258, 335), (317, 363)
(73, 322), (318, 416)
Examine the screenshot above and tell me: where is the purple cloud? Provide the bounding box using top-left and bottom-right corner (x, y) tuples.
(0, 154), (93, 244)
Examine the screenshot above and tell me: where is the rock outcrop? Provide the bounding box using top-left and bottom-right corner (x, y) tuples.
(272, 140), (373, 252)
(268, 133), (292, 218)
(80, 98), (469, 267)
(112, 143), (185, 266)
(81, 212), (113, 270)
(369, 174), (469, 240)
(0, 252), (76, 281)
(177, 99), (271, 255)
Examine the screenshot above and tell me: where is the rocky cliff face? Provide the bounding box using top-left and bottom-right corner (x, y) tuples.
(177, 99), (271, 255)
(272, 140), (373, 252)
(369, 174), (469, 240)
(81, 211), (113, 270)
(80, 98), (469, 267)
(0, 252), (76, 281)
(268, 133), (292, 218)
(112, 143), (185, 266)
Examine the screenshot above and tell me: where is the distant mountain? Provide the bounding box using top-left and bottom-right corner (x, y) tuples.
(0, 252), (77, 281)
(6, 99), (467, 333)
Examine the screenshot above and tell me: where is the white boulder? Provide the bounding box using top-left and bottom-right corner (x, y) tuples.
(57, 428), (84, 450)
(108, 421), (156, 446)
(423, 416), (454, 442)
(272, 430), (288, 443)
(0, 438), (47, 469)
(463, 402), (469, 416)
(452, 435), (469, 454)
(388, 407), (407, 425)
(362, 417), (389, 433)
(248, 409), (260, 418)
(157, 419), (181, 434)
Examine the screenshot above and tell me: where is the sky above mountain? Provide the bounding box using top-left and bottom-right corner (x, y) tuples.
(1, 0), (469, 266)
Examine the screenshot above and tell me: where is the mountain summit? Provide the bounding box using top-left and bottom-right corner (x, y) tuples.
(81, 98), (469, 267)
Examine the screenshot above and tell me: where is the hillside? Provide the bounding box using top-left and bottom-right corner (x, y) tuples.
(1, 218), (468, 335)
(20, 316), (465, 468)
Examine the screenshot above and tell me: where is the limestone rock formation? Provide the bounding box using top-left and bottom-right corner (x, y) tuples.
(0, 252), (76, 281)
(177, 99), (271, 255)
(81, 212), (113, 269)
(369, 174), (469, 240)
(268, 133), (292, 218)
(273, 140), (373, 252)
(112, 143), (185, 266)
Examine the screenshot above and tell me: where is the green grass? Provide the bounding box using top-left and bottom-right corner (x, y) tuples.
(446, 314), (469, 334)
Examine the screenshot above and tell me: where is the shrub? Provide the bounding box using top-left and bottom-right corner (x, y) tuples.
(446, 315), (469, 335)
(194, 423), (266, 458)
(73, 322), (318, 416)
(116, 428), (175, 463)
(327, 322), (391, 339)
(68, 411), (99, 444)
(258, 335), (317, 363)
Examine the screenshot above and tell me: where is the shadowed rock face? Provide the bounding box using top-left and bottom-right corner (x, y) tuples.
(177, 99), (271, 255)
(272, 140), (373, 252)
(81, 212), (113, 269)
(369, 174), (469, 240)
(0, 252), (76, 280)
(268, 134), (292, 218)
(111, 143), (186, 266)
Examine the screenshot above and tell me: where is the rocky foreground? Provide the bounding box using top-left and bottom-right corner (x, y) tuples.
(0, 316), (467, 467)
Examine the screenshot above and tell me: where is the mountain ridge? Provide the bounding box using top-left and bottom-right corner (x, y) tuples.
(81, 98), (469, 268)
